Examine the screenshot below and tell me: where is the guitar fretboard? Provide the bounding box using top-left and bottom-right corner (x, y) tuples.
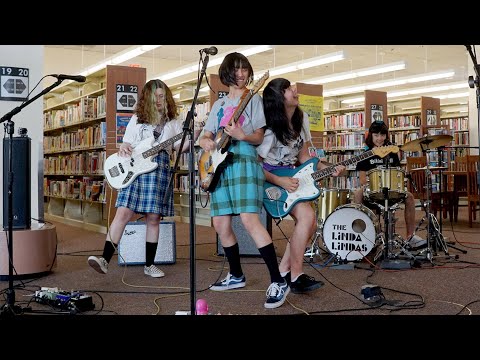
(142, 133), (183, 158)
(311, 150), (374, 181)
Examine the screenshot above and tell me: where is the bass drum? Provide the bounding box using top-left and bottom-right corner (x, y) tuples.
(322, 203), (380, 262)
(316, 188), (351, 226)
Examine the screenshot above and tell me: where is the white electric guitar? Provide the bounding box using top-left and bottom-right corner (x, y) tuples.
(105, 133), (183, 189)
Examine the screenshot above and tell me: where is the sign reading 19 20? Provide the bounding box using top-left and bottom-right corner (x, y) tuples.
(116, 84), (138, 112)
(0, 66), (29, 101)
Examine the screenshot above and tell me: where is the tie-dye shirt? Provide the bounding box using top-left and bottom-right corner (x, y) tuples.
(203, 93), (266, 144)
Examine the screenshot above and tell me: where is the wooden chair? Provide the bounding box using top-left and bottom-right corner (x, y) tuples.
(406, 156), (453, 221)
(448, 156), (468, 222)
(466, 155), (480, 227)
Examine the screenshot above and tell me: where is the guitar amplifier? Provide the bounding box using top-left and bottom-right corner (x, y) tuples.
(118, 221), (176, 265)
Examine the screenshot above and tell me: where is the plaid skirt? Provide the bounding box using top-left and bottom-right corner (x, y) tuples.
(210, 141), (265, 216)
(115, 151), (174, 216)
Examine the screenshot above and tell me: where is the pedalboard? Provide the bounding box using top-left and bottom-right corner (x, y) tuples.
(35, 287), (95, 313)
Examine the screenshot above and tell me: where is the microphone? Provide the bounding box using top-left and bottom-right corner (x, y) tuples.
(50, 74), (87, 83)
(200, 46), (218, 56)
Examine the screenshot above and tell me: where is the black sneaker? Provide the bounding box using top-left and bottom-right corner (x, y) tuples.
(290, 274), (324, 294)
(283, 271), (291, 286)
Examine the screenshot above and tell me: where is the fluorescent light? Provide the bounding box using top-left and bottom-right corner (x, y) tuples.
(151, 45), (273, 82)
(389, 82), (467, 97)
(255, 51), (345, 79)
(305, 61), (406, 85)
(79, 45), (162, 77)
(326, 70), (455, 97)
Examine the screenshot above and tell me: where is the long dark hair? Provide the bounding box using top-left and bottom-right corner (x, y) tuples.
(218, 52), (254, 87)
(262, 78), (304, 145)
(365, 121), (388, 148)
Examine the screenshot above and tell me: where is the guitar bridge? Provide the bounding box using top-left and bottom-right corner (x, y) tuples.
(108, 167), (120, 178)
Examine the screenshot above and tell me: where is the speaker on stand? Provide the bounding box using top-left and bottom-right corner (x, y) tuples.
(3, 134), (31, 230)
(216, 207), (272, 257)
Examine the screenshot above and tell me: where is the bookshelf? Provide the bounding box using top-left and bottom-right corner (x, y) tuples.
(301, 87), (386, 190)
(43, 65), (146, 233)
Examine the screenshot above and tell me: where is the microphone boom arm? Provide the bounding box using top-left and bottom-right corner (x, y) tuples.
(0, 78), (63, 124)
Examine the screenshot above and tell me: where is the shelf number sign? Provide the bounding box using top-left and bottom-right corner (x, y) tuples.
(116, 84), (138, 112)
(0, 66), (29, 101)
(371, 104), (384, 123)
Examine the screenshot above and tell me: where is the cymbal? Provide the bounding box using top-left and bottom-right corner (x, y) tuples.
(410, 166), (448, 172)
(400, 134), (453, 152)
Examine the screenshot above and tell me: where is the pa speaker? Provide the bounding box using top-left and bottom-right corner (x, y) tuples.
(217, 207), (272, 257)
(117, 221), (176, 265)
(3, 136), (31, 230)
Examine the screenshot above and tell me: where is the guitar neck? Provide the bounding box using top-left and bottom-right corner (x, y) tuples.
(311, 149), (374, 181)
(142, 133), (183, 158)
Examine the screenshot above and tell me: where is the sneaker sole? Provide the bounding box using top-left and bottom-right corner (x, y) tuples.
(88, 258), (107, 274)
(144, 271), (165, 278)
(264, 287), (290, 309)
(291, 281), (324, 294)
(210, 282), (246, 291)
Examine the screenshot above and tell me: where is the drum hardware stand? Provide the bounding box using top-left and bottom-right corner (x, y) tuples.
(378, 187), (413, 269)
(413, 147), (450, 262)
(304, 202), (330, 262)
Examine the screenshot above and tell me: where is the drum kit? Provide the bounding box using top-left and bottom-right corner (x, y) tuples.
(305, 134), (454, 266)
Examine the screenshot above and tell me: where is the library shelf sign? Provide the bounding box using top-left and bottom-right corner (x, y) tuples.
(116, 83), (138, 112)
(371, 104), (383, 123)
(426, 109), (437, 125)
(0, 66), (29, 101)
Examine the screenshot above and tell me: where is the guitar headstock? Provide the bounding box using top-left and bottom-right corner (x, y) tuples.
(373, 145), (399, 158)
(251, 71), (269, 95)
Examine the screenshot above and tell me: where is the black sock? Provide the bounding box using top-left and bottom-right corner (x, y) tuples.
(102, 241), (116, 263)
(258, 243), (283, 284)
(145, 242), (158, 267)
(223, 243), (243, 278)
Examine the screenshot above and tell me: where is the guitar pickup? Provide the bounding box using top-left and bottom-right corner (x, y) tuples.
(118, 163), (125, 173)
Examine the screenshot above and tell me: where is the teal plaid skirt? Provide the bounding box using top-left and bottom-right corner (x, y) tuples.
(210, 141), (265, 216)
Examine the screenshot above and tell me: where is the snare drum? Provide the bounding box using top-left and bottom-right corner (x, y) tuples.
(316, 188), (350, 225)
(322, 203), (380, 262)
(365, 166), (406, 203)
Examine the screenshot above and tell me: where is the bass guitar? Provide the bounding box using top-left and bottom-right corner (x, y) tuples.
(198, 71), (269, 192)
(263, 145), (399, 218)
(105, 133), (183, 189)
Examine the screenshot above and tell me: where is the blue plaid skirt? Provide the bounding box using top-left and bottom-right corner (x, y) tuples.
(115, 151), (174, 216)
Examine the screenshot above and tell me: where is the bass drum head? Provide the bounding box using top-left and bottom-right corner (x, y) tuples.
(322, 203), (379, 262)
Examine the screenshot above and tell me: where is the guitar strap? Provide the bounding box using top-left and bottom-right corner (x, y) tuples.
(153, 123), (165, 141)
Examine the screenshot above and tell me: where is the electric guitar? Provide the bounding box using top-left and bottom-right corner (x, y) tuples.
(198, 71), (269, 192)
(262, 145), (399, 218)
(104, 133), (183, 189)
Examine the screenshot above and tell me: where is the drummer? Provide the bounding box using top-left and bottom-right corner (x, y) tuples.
(353, 120), (427, 250)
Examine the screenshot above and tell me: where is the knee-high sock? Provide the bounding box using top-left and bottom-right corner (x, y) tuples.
(223, 243), (243, 278)
(145, 242), (158, 267)
(102, 241), (116, 263)
(258, 243), (283, 284)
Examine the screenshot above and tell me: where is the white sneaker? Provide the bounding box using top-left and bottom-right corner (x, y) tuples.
(407, 235), (427, 249)
(144, 265), (165, 278)
(88, 256), (108, 274)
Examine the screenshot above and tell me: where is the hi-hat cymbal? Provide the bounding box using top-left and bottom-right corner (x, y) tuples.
(410, 166), (448, 172)
(400, 134), (453, 152)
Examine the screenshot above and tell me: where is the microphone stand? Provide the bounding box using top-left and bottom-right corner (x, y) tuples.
(465, 45), (480, 191)
(0, 78), (63, 317)
(166, 51), (209, 316)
